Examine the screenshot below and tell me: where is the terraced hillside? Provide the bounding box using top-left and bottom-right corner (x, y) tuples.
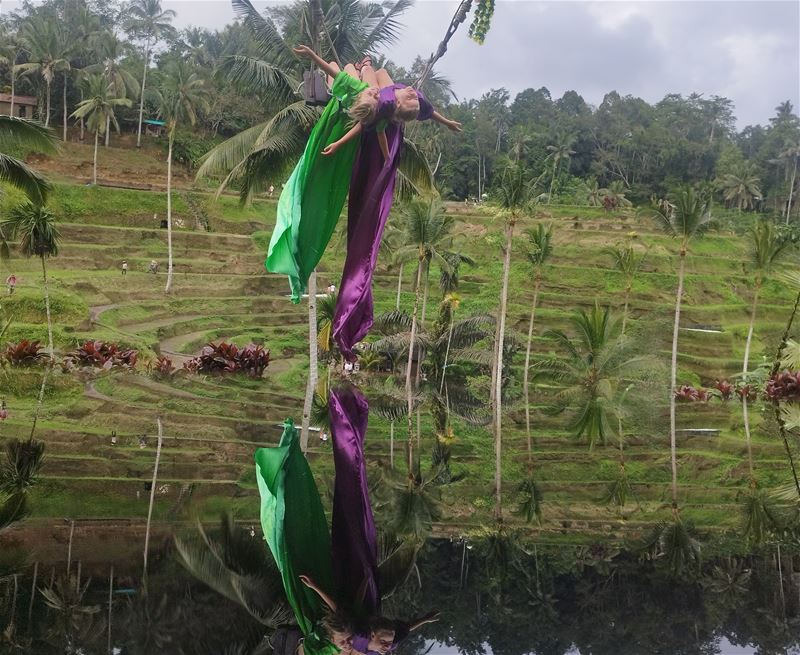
(1, 173), (797, 545)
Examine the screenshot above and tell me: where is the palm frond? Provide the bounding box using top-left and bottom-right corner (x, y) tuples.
(515, 477), (543, 524)
(0, 115), (58, 153)
(0, 153), (52, 205)
(396, 137), (434, 201)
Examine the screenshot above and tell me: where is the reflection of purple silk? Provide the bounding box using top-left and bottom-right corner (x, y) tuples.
(328, 385), (380, 618)
(332, 123), (403, 360)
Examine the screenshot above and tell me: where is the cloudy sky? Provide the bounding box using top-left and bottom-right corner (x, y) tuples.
(4, 0), (799, 127)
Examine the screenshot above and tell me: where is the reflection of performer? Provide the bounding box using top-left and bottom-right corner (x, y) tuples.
(254, 420), (353, 654)
(329, 385), (379, 620)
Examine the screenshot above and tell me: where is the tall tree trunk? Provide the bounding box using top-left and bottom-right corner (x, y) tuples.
(62, 71), (68, 142)
(66, 519), (74, 574)
(523, 274), (541, 468)
(669, 252), (686, 516)
(742, 282), (760, 479)
(164, 134), (174, 293)
(92, 129), (99, 185)
(27, 561), (37, 630)
(79, 90), (85, 141)
(416, 261), (430, 388)
(621, 281), (631, 335)
(440, 307), (456, 395)
(9, 65), (15, 116)
(143, 417), (164, 588)
(395, 262), (403, 310)
(389, 421), (395, 470)
(301, 271), (318, 453)
(405, 257), (424, 474)
(45, 80), (51, 127)
(136, 39), (150, 149)
(494, 218), (515, 522)
(105, 115), (110, 147)
(41, 257), (54, 361)
(549, 158), (557, 202)
(786, 156), (798, 225)
(107, 565), (114, 654)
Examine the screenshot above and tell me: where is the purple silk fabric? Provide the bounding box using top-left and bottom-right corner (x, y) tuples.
(374, 83), (434, 124)
(328, 385), (380, 618)
(332, 122), (404, 360)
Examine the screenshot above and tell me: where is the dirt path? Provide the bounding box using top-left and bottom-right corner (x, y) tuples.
(88, 302), (122, 324)
(84, 381), (113, 402)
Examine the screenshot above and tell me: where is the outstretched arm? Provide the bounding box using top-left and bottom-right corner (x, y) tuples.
(299, 575), (338, 612)
(406, 611), (440, 632)
(293, 45), (341, 80)
(431, 111), (462, 132)
(322, 122), (362, 156)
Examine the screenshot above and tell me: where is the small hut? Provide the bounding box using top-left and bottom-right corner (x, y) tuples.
(0, 94), (38, 119)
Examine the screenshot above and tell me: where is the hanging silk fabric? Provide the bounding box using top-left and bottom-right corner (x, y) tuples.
(266, 71), (368, 303)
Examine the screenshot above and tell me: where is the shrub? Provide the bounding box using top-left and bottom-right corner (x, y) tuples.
(67, 340), (138, 370)
(183, 342), (270, 378)
(149, 356), (175, 378)
(4, 340), (45, 366)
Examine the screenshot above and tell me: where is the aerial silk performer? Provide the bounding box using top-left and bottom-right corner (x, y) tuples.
(328, 385), (380, 620)
(254, 420), (342, 655)
(265, 53), (369, 303)
(332, 65), (460, 360)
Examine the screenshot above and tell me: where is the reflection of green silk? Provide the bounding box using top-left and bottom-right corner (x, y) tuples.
(266, 71), (368, 303)
(255, 420), (339, 655)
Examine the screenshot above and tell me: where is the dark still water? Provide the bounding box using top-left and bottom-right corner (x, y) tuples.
(1, 527), (799, 655)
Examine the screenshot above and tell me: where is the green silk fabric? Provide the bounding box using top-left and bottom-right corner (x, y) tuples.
(266, 71), (368, 303)
(255, 420), (339, 655)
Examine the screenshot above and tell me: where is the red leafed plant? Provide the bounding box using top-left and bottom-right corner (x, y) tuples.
(674, 385), (710, 402)
(713, 379), (734, 400)
(69, 340), (138, 370)
(736, 384), (757, 402)
(149, 356), (175, 377)
(3, 340), (45, 366)
(765, 371), (800, 402)
(183, 342), (270, 377)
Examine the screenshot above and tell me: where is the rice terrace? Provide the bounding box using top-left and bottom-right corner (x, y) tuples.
(0, 0), (799, 653)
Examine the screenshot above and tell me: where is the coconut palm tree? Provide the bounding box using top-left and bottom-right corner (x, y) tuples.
(491, 162), (529, 521)
(775, 142), (800, 224)
(152, 60), (208, 294)
(0, 115), (56, 209)
(0, 29), (25, 118)
(741, 221), (793, 479)
(142, 417), (164, 588)
(718, 162), (761, 212)
(70, 75), (132, 185)
(0, 203), (61, 361)
(535, 303), (652, 449)
(521, 223), (553, 467)
(545, 132), (575, 202)
(195, 0), (429, 203)
(645, 186), (713, 517)
(395, 199), (455, 464)
(15, 15), (71, 130)
(84, 30), (139, 147)
(124, 0), (177, 148)
(602, 236), (648, 335)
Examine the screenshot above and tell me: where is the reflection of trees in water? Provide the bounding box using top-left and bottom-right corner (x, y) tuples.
(1, 536), (799, 654)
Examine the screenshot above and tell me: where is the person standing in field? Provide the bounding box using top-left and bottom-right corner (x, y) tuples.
(6, 273), (17, 295)
(121, 260), (128, 276)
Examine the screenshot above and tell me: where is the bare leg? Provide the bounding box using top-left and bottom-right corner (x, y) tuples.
(360, 64), (379, 88)
(326, 61), (342, 87)
(343, 63), (358, 78)
(376, 68), (394, 89)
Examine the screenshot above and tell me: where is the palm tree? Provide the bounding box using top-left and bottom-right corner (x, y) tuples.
(142, 417), (164, 588)
(0, 115), (57, 208)
(396, 199), (455, 467)
(535, 303), (652, 449)
(776, 142), (800, 223)
(522, 223), (553, 468)
(15, 16), (70, 129)
(84, 30), (139, 147)
(492, 162), (529, 521)
(153, 60), (208, 294)
(174, 513), (291, 627)
(70, 75), (132, 185)
(0, 28), (25, 118)
(603, 237), (648, 335)
(546, 132), (576, 202)
(718, 162), (761, 212)
(1, 203), (61, 361)
(645, 186), (713, 517)
(195, 0), (426, 203)
(124, 0), (178, 148)
(741, 221), (792, 480)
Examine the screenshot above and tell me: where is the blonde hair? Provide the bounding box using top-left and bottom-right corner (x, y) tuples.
(348, 92), (377, 124)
